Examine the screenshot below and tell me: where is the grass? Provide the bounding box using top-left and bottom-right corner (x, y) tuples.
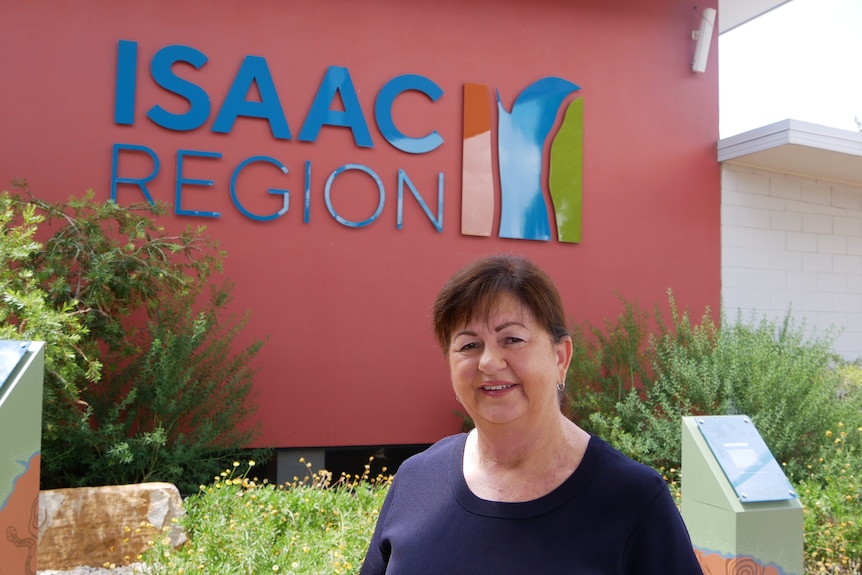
(792, 423), (862, 574)
(141, 459), (391, 575)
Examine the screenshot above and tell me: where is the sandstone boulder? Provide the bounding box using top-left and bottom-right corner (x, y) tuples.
(37, 482), (186, 571)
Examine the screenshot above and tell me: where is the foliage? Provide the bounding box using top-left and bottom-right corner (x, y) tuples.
(567, 292), (716, 467)
(143, 460), (392, 575)
(1, 180), (266, 490)
(567, 292), (852, 476)
(565, 293), (655, 424)
(792, 423), (862, 574)
(45, 281), (270, 493)
(0, 189), (100, 395)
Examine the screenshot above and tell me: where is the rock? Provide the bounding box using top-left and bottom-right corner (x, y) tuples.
(38, 483), (186, 571)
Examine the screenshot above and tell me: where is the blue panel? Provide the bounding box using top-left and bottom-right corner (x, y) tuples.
(0, 341), (30, 393)
(497, 77), (579, 241)
(697, 415), (797, 502)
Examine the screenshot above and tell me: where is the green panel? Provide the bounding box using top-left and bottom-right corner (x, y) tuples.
(682, 417), (742, 511)
(549, 97), (583, 243)
(681, 499), (738, 553)
(737, 504), (804, 575)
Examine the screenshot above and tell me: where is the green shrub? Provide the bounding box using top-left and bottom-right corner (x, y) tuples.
(567, 293), (851, 475)
(0, 189), (101, 398)
(567, 292), (719, 467)
(47, 281), (270, 493)
(566, 293), (655, 425)
(1, 180), (268, 490)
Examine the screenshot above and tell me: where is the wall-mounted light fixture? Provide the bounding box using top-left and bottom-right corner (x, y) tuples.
(692, 7), (717, 73)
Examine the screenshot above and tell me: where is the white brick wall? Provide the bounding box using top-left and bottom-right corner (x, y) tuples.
(722, 165), (862, 360)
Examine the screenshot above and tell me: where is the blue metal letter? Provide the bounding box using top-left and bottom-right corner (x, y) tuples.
(111, 143), (159, 204)
(115, 40), (138, 125)
(303, 160), (311, 223)
(229, 156), (290, 221)
(176, 149), (221, 217)
(212, 56), (291, 139)
(397, 169), (443, 232)
(324, 164), (384, 228)
(298, 66), (373, 147)
(376, 75), (444, 154)
(147, 45), (211, 131)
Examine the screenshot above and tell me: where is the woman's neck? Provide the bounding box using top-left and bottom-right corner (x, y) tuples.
(464, 415), (590, 502)
(472, 414), (574, 469)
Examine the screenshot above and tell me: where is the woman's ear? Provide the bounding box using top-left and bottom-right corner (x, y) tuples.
(556, 335), (573, 376)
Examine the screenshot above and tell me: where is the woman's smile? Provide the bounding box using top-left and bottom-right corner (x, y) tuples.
(479, 382), (519, 395)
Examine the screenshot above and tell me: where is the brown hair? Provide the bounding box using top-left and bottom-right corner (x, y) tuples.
(431, 254), (569, 352)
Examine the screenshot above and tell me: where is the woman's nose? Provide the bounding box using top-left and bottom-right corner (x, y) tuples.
(479, 344), (506, 374)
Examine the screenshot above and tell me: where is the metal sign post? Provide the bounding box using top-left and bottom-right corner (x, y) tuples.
(0, 340), (45, 575)
(681, 415), (803, 575)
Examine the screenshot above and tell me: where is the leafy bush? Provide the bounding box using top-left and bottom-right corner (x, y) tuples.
(1, 180), (267, 490)
(568, 292), (853, 476)
(0, 190), (100, 397)
(143, 460), (391, 575)
(565, 293), (654, 425)
(47, 281), (270, 494)
(567, 292), (718, 467)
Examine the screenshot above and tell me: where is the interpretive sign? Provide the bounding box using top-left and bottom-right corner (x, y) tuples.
(696, 415), (796, 503)
(0, 341), (29, 394)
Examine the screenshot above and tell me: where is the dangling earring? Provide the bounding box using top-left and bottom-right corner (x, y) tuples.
(556, 379), (565, 392)
(455, 394), (461, 403)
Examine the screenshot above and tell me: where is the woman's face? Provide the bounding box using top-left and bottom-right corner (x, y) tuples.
(447, 293), (572, 429)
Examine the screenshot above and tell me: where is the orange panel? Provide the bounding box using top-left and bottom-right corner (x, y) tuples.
(461, 83), (495, 237)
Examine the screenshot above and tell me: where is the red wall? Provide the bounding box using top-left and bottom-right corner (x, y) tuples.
(1, 0), (720, 448)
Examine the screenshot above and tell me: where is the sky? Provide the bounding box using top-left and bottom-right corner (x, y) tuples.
(719, 0), (862, 138)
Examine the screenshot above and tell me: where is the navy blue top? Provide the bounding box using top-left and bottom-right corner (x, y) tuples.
(360, 433), (703, 574)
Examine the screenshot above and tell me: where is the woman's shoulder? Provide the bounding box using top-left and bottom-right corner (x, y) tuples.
(395, 433), (466, 478)
(584, 435), (667, 494)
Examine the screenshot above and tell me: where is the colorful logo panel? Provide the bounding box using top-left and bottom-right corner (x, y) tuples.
(462, 78), (583, 243)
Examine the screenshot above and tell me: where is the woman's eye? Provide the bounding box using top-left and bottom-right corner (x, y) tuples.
(504, 336), (524, 344)
(457, 342), (480, 352)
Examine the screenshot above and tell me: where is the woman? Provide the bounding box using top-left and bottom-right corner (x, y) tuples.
(360, 254), (703, 574)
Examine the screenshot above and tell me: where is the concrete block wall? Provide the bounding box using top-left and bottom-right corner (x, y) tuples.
(722, 164), (862, 360)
